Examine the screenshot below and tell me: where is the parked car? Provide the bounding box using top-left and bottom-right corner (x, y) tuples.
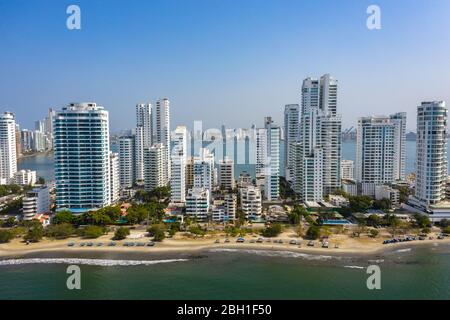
(236, 237), (245, 243)
(307, 241), (315, 247)
(67, 242), (75, 247)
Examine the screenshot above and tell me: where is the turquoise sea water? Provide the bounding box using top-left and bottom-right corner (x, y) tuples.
(0, 245), (450, 300)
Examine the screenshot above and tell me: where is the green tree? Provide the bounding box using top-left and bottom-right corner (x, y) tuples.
(45, 223), (75, 239)
(369, 229), (379, 238)
(24, 223), (44, 242)
(261, 224), (282, 238)
(147, 224), (166, 242)
(52, 210), (73, 225)
(367, 214), (382, 227)
(306, 225), (321, 240)
(2, 216), (17, 228)
(348, 196), (372, 212)
(113, 227), (130, 240)
(82, 225), (105, 239)
(440, 219), (450, 228)
(373, 198), (392, 210)
(0, 229), (14, 243)
(413, 213), (432, 229)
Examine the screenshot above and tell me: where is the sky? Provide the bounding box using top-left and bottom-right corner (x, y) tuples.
(1, 0), (450, 133)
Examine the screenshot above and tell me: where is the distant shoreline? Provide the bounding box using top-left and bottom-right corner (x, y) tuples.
(18, 150), (53, 160)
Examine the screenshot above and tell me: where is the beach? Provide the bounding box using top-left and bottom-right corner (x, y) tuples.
(1, 228), (448, 259)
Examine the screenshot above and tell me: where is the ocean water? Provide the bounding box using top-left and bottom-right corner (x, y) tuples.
(0, 245), (450, 299)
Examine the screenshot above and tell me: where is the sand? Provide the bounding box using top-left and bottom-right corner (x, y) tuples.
(1, 228), (448, 258)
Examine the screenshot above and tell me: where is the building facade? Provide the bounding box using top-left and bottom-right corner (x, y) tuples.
(54, 103), (111, 213)
(0, 112), (17, 185)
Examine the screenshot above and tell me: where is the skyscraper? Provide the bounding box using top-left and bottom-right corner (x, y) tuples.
(109, 152), (120, 204)
(54, 103), (111, 213)
(193, 148), (214, 197)
(264, 117), (280, 201)
(355, 113), (406, 196)
(144, 143), (169, 192)
(118, 135), (135, 188)
(218, 157), (235, 190)
(135, 103), (152, 182)
(284, 104), (300, 181)
(294, 74), (342, 201)
(0, 112), (17, 185)
(415, 101), (447, 206)
(155, 98), (171, 178)
(171, 126), (188, 204)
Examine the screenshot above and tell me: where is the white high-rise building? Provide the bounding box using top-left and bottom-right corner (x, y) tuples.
(0, 112), (17, 185)
(186, 187), (210, 221)
(135, 103), (152, 182)
(415, 101), (447, 206)
(294, 75), (341, 201)
(109, 152), (120, 204)
(284, 104), (300, 180)
(356, 113), (406, 196)
(54, 103), (111, 213)
(224, 193), (237, 221)
(155, 98), (171, 178)
(341, 160), (355, 181)
(118, 135), (135, 188)
(193, 148), (214, 197)
(144, 143), (168, 192)
(218, 157), (235, 190)
(171, 126), (188, 204)
(264, 117), (280, 201)
(255, 128), (267, 177)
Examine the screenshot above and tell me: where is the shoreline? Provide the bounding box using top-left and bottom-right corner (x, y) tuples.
(1, 235), (448, 260)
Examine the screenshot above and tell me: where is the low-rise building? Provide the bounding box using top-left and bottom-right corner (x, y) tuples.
(328, 195), (349, 207)
(22, 186), (50, 220)
(14, 169), (37, 186)
(186, 188), (210, 222)
(342, 179), (358, 196)
(375, 185), (400, 207)
(240, 186), (262, 220)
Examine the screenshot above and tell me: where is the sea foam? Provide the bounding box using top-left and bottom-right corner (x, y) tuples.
(208, 248), (340, 261)
(0, 258), (188, 267)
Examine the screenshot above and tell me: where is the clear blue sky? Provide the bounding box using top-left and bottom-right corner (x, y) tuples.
(1, 0), (449, 132)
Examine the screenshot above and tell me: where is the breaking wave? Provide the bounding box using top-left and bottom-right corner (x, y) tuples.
(0, 258), (189, 267)
(208, 248), (340, 261)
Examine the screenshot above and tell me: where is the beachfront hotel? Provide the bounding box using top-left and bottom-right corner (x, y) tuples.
(0, 112), (17, 185)
(355, 113), (407, 196)
(53, 103), (111, 213)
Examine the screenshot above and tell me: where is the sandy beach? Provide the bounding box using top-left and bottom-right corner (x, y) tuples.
(1, 229), (449, 259)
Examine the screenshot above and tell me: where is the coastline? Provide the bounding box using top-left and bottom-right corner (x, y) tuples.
(1, 234), (449, 260)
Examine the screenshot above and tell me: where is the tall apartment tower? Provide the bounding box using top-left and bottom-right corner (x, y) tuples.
(135, 103), (152, 182)
(0, 112), (17, 185)
(284, 104), (300, 181)
(193, 148), (214, 198)
(109, 152), (120, 204)
(155, 98), (171, 178)
(264, 117), (280, 201)
(355, 113), (406, 196)
(415, 101), (448, 206)
(144, 143), (168, 192)
(218, 157), (235, 190)
(294, 75), (342, 201)
(54, 103), (111, 213)
(118, 135), (135, 188)
(171, 126), (188, 204)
